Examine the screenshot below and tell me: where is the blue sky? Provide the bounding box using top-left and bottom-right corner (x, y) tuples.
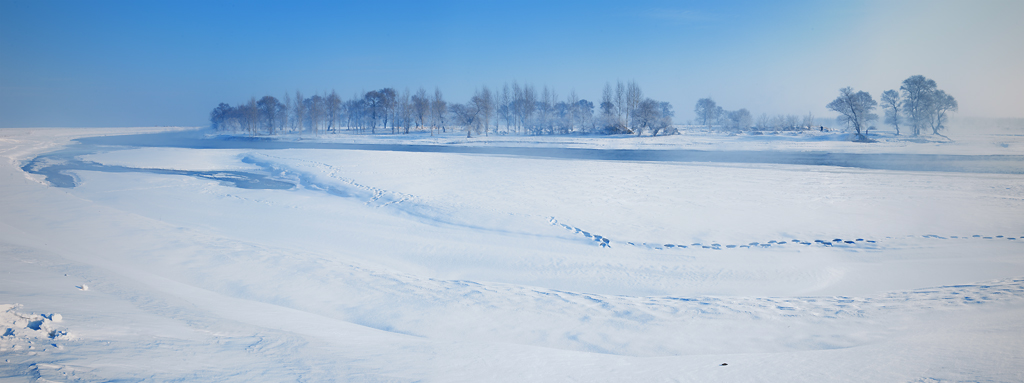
(1, 0), (1021, 127)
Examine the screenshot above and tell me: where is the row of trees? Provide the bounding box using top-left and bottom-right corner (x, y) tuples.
(210, 81), (676, 137)
(694, 98), (816, 131)
(826, 75), (958, 138)
(210, 75), (956, 139)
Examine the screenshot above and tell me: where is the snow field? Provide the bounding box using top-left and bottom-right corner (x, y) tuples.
(2, 127), (1023, 381)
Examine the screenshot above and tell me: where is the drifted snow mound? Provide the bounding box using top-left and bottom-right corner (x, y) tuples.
(1, 304), (72, 351)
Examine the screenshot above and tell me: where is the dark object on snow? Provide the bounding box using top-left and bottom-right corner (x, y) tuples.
(720, 363), (728, 366)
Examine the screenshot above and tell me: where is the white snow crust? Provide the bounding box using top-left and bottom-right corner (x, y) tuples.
(1, 127), (1022, 382)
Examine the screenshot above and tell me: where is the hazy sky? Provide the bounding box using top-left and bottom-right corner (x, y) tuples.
(1, 0), (1021, 128)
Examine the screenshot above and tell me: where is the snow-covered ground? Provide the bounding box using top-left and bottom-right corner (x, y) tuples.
(2, 127), (1023, 382)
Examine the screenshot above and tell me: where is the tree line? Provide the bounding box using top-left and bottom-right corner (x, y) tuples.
(210, 75), (957, 140)
(690, 75), (957, 138)
(210, 81), (676, 137)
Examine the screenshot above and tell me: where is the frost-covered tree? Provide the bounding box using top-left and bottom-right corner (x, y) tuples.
(802, 112), (815, 129)
(210, 103), (233, 131)
(900, 75), (937, 136)
(694, 98), (722, 130)
(412, 88), (430, 132)
(632, 98), (675, 136)
(243, 97), (259, 136)
(601, 83), (614, 116)
(364, 90), (382, 134)
(614, 81), (626, 124)
(398, 88), (413, 134)
(927, 90), (957, 136)
(566, 90), (580, 133)
(725, 109), (752, 131)
(307, 94), (326, 136)
(519, 84), (536, 134)
(326, 90), (342, 133)
(477, 86), (494, 136)
(498, 84), (512, 133)
(293, 90), (306, 134)
(880, 89), (902, 135)
(344, 94), (365, 133)
(625, 81), (643, 131)
(450, 102), (479, 137)
(376, 88), (397, 134)
(283, 93), (293, 131)
(576, 99), (595, 132)
(599, 82), (624, 133)
(256, 95), (281, 135)
(898, 75), (957, 137)
(826, 87), (877, 138)
(431, 87), (447, 135)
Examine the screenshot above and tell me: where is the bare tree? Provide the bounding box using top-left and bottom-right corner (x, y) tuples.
(802, 112), (815, 130)
(756, 113), (770, 131)
(826, 87), (878, 138)
(477, 86), (494, 136)
(927, 90), (957, 137)
(614, 81), (626, 124)
(625, 80), (642, 133)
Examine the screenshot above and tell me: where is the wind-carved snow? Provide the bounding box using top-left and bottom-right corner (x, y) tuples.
(242, 152), (413, 208)
(4, 128), (1024, 381)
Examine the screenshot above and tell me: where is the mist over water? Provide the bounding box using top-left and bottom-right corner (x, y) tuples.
(22, 128), (1024, 190)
